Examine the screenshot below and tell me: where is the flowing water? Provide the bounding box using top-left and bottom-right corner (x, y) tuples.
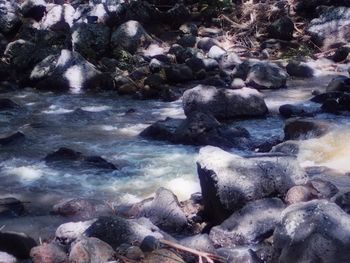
(1, 72), (350, 238)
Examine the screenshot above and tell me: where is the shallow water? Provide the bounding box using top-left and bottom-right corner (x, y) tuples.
(0, 72), (349, 220)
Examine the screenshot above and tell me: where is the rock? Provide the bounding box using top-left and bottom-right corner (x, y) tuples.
(332, 46), (350, 62)
(197, 146), (306, 223)
(41, 4), (75, 30)
(219, 51), (241, 69)
(140, 117), (182, 141)
(69, 237), (114, 263)
(268, 17), (294, 41)
(143, 249), (185, 263)
(30, 49), (114, 92)
(140, 236), (160, 252)
(286, 60), (314, 78)
(321, 93), (350, 113)
(246, 62), (288, 89)
(21, 0), (46, 21)
(179, 234), (215, 253)
(210, 198), (285, 247)
(0, 33), (7, 54)
(309, 178), (339, 199)
(230, 78), (245, 89)
(55, 220), (96, 245)
(30, 243), (68, 263)
(125, 246), (144, 261)
(149, 58), (163, 73)
(44, 147), (118, 170)
(164, 64), (193, 83)
(326, 76), (350, 93)
(111, 20), (152, 55)
(270, 141), (299, 155)
(0, 132), (25, 146)
(0, 232), (37, 259)
(208, 45), (226, 60)
(197, 37), (219, 52)
(52, 198), (96, 218)
(0, 251), (17, 263)
(279, 104), (313, 118)
(0, 98), (19, 111)
(335, 192), (350, 214)
(124, 1), (161, 24)
(182, 85), (268, 120)
(179, 23), (198, 36)
(307, 7), (350, 49)
(164, 3), (190, 27)
(284, 118), (331, 140)
(84, 216), (170, 249)
(0, 0), (21, 35)
(284, 185), (315, 205)
(273, 200), (350, 263)
(217, 247), (262, 263)
(177, 34), (197, 48)
(185, 57), (206, 73)
(71, 23), (110, 61)
(232, 60), (254, 80)
(0, 197), (24, 217)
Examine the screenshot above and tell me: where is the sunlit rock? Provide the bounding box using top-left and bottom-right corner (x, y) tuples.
(41, 4), (75, 30)
(30, 243), (68, 263)
(56, 220), (96, 245)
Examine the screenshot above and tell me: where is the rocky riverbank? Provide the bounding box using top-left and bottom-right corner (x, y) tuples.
(1, 0), (350, 262)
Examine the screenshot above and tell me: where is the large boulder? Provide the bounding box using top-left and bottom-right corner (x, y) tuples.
(284, 118), (331, 140)
(164, 64), (193, 83)
(197, 146), (307, 223)
(0, 0), (21, 35)
(111, 20), (152, 55)
(326, 76), (350, 93)
(30, 50), (114, 92)
(273, 200), (350, 263)
(182, 85), (268, 120)
(0, 232), (37, 260)
(21, 0), (46, 21)
(286, 60), (314, 78)
(56, 220), (96, 245)
(307, 7), (350, 49)
(209, 198), (285, 247)
(71, 23), (110, 61)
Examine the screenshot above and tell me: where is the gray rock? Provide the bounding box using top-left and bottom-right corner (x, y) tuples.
(0, 197), (24, 217)
(197, 146), (306, 223)
(326, 75), (350, 93)
(179, 234), (215, 253)
(273, 200), (350, 263)
(219, 51), (241, 69)
(55, 220), (96, 245)
(197, 37), (219, 52)
(279, 104), (313, 118)
(164, 64), (193, 83)
(0, 131), (25, 146)
(270, 141), (299, 155)
(71, 22), (110, 61)
(286, 60), (314, 78)
(52, 198), (96, 219)
(139, 117), (182, 141)
(30, 243), (68, 263)
(30, 49), (114, 91)
(177, 34), (197, 48)
(208, 45), (226, 60)
(0, 0), (21, 35)
(216, 247), (262, 263)
(182, 85), (268, 120)
(111, 20), (152, 55)
(335, 192), (350, 214)
(210, 198), (285, 246)
(41, 4), (75, 30)
(284, 118), (331, 140)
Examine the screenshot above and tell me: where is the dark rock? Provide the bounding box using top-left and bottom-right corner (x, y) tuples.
(268, 16), (294, 41)
(164, 3), (190, 27)
(197, 146), (306, 223)
(149, 58), (163, 73)
(111, 20), (152, 55)
(140, 117), (182, 141)
(273, 200), (350, 263)
(311, 91), (345, 103)
(286, 60), (314, 78)
(69, 237), (114, 263)
(0, 197), (25, 217)
(210, 198), (285, 246)
(185, 57), (206, 73)
(326, 75), (350, 92)
(232, 60), (254, 80)
(137, 188), (188, 232)
(41, 4), (75, 31)
(84, 216), (171, 249)
(179, 23), (198, 36)
(332, 46), (350, 62)
(335, 192), (350, 214)
(284, 118), (331, 140)
(71, 22), (110, 61)
(140, 235), (160, 252)
(284, 185), (315, 205)
(0, 132), (25, 146)
(0, 232), (37, 259)
(21, 0), (46, 21)
(124, 1), (161, 24)
(0, 33), (7, 54)
(197, 37), (219, 52)
(144, 74), (165, 89)
(30, 243), (68, 263)
(182, 85), (268, 120)
(0, 98), (19, 111)
(217, 247), (262, 263)
(0, 0), (21, 35)
(321, 94), (350, 113)
(55, 220), (95, 245)
(30, 49), (114, 91)
(279, 104), (313, 118)
(52, 198), (96, 218)
(164, 64), (193, 83)
(177, 34), (197, 48)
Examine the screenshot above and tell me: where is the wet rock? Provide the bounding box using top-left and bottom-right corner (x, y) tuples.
(177, 34), (197, 48)
(286, 60), (314, 78)
(208, 45), (226, 60)
(246, 62), (288, 89)
(149, 58), (163, 73)
(69, 237), (114, 263)
(307, 6), (350, 49)
(180, 234), (215, 253)
(285, 185), (315, 205)
(111, 20), (152, 55)
(197, 37), (219, 52)
(0, 132), (25, 146)
(140, 117), (182, 141)
(197, 146), (306, 223)
(0, 98), (19, 111)
(268, 17), (294, 41)
(84, 216), (170, 249)
(210, 198), (285, 247)
(164, 64), (193, 83)
(284, 118), (331, 140)
(55, 220), (96, 245)
(0, 197), (25, 217)
(71, 23), (110, 61)
(335, 192), (350, 214)
(279, 104), (313, 118)
(326, 75), (350, 93)
(0, 232), (37, 259)
(41, 4), (75, 30)
(219, 51), (241, 70)
(273, 200), (350, 263)
(140, 235), (160, 252)
(271, 141), (299, 155)
(21, 0), (46, 21)
(136, 188), (188, 232)
(309, 178), (339, 199)
(321, 93), (350, 113)
(217, 247), (262, 263)
(182, 85), (268, 120)
(30, 49), (114, 91)
(0, 0), (21, 35)
(332, 46), (350, 62)
(143, 249), (185, 263)
(44, 147), (118, 170)
(52, 198), (96, 218)
(30, 243), (68, 263)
